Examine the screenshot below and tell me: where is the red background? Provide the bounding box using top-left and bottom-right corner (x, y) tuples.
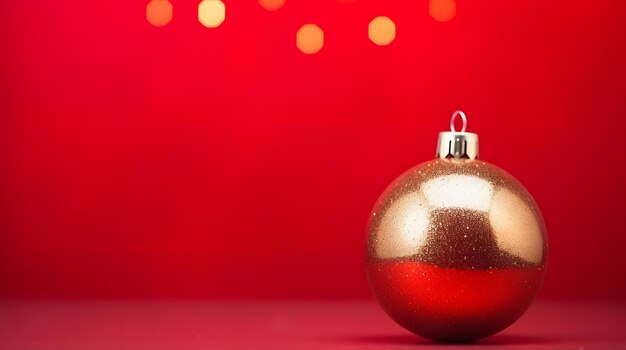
(1, 0), (625, 299)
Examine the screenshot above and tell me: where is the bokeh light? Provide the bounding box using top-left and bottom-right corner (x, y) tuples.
(146, 0), (173, 27)
(429, 0), (456, 22)
(198, 0), (226, 28)
(296, 24), (324, 54)
(368, 16), (396, 46)
(259, 0), (286, 11)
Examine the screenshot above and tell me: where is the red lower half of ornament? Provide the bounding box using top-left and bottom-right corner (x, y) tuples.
(366, 260), (546, 342)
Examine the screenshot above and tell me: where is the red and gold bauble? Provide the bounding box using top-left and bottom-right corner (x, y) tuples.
(366, 111), (547, 342)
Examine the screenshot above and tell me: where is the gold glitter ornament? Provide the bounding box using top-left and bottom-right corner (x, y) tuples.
(366, 111), (548, 342)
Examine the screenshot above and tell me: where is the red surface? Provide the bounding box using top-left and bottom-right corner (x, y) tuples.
(367, 261), (544, 340)
(1, 1), (626, 298)
(1, 300), (625, 349)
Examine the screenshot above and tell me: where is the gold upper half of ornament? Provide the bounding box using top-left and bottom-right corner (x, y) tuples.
(367, 159), (547, 269)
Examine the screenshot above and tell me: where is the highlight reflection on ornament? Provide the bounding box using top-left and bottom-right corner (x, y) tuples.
(366, 111), (547, 342)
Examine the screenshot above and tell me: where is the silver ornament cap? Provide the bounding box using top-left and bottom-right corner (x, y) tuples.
(436, 110), (479, 160)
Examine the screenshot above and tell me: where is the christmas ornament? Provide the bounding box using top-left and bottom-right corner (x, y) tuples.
(366, 111), (547, 342)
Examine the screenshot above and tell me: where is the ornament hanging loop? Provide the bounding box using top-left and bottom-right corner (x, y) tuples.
(450, 110), (467, 132)
(436, 110), (479, 160)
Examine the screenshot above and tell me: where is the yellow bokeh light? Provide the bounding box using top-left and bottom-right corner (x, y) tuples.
(429, 0), (456, 22)
(198, 0), (226, 28)
(296, 24), (324, 54)
(368, 16), (396, 46)
(259, 0), (286, 11)
(146, 0), (173, 27)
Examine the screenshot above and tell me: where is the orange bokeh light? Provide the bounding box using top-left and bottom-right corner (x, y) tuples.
(259, 0), (286, 11)
(146, 0), (173, 27)
(429, 0), (456, 22)
(296, 24), (324, 55)
(368, 16), (396, 46)
(198, 0), (226, 28)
